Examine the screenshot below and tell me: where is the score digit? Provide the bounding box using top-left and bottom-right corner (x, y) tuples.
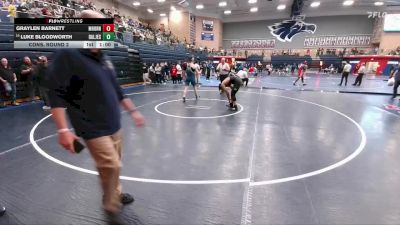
(102, 32), (115, 41)
(102, 24), (114, 32)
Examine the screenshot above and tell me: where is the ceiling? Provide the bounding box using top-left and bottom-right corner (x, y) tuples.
(116, 0), (400, 22)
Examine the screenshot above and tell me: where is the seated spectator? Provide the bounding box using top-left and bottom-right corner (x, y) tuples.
(0, 58), (19, 107)
(8, 0), (16, 22)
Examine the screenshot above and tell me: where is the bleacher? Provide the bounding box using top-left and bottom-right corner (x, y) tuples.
(271, 55), (313, 66)
(0, 22), (142, 100)
(129, 42), (188, 63)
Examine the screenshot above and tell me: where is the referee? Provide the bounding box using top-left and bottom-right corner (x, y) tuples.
(47, 10), (145, 224)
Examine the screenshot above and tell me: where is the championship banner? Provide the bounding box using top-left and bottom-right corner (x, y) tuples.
(202, 20), (214, 31)
(201, 32), (214, 41)
(231, 39), (275, 49)
(304, 35), (372, 48)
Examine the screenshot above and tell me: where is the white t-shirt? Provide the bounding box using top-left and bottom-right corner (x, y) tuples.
(217, 63), (230, 75)
(358, 65), (366, 74)
(237, 70), (248, 79)
(343, 64), (352, 73)
(176, 64), (182, 74)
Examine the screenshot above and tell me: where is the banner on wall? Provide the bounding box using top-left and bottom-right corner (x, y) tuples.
(304, 35), (372, 48)
(203, 20), (214, 31)
(201, 33), (214, 41)
(231, 39), (276, 49)
(268, 15), (317, 42)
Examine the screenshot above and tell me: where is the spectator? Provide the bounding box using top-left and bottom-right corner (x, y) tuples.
(176, 62), (183, 84)
(35, 56), (50, 110)
(8, 0), (17, 22)
(170, 63), (178, 84)
(142, 63), (151, 85)
(0, 58), (19, 107)
(391, 64), (400, 99)
(163, 62), (170, 81)
(154, 63), (162, 84)
(20, 56), (38, 101)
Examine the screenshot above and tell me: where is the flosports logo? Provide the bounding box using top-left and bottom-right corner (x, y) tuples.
(268, 15), (317, 42)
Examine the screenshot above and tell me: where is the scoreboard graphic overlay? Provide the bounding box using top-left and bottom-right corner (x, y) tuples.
(14, 18), (115, 49)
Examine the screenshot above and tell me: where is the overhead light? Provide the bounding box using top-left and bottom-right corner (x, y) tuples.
(343, 0), (354, 6)
(196, 4), (204, 9)
(248, 0), (257, 4)
(250, 7), (258, 12)
(147, 8), (153, 13)
(157, 0), (165, 2)
(219, 1), (227, 7)
(133, 1), (140, 6)
(160, 13), (166, 16)
(224, 10), (231, 14)
(171, 6), (176, 11)
(277, 4), (286, 10)
(310, 1), (320, 7)
(374, 1), (384, 6)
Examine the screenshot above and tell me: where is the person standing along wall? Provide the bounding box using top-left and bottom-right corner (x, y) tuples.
(20, 56), (37, 102)
(34, 56), (51, 110)
(0, 58), (19, 107)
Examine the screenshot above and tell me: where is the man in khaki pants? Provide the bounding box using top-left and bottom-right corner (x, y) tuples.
(47, 10), (145, 224)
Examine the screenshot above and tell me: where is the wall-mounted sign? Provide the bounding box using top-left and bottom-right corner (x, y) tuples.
(268, 16), (317, 42)
(203, 20), (214, 31)
(201, 32), (214, 41)
(231, 39), (275, 49)
(304, 35), (372, 48)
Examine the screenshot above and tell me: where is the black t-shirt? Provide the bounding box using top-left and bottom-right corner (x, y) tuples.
(0, 67), (15, 83)
(142, 65), (148, 74)
(47, 49), (126, 140)
(20, 64), (33, 81)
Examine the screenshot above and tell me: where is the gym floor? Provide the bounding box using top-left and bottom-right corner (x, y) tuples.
(1, 77), (400, 225)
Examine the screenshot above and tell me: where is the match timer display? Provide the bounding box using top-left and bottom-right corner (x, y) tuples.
(14, 18), (115, 49)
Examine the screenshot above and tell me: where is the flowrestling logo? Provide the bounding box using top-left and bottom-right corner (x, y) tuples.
(268, 16), (317, 42)
(368, 11), (387, 19)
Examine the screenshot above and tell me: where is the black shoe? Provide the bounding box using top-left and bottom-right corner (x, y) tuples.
(195, 95), (199, 99)
(105, 210), (123, 225)
(120, 193), (134, 205)
(0, 206), (5, 217)
(302, 83), (307, 86)
(338, 84), (342, 86)
(183, 97), (186, 103)
(352, 84), (356, 86)
(233, 105), (238, 111)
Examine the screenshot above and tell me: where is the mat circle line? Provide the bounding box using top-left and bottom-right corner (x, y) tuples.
(29, 89), (366, 186)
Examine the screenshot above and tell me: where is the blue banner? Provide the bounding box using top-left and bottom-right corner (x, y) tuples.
(0, 10), (11, 22)
(201, 32), (214, 41)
